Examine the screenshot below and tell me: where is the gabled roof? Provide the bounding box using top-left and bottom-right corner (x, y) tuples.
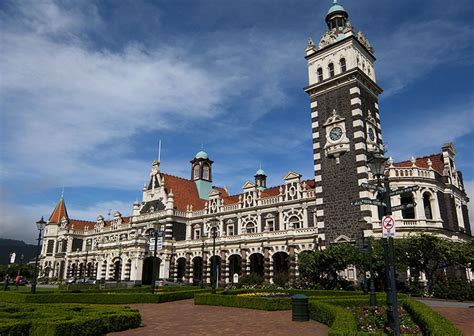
(393, 153), (444, 175)
(161, 173), (206, 211)
(48, 196), (69, 224)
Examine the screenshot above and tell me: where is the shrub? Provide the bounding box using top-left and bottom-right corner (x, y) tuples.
(433, 279), (472, 300)
(238, 273), (264, 288)
(194, 294), (291, 311)
(272, 272), (289, 288)
(403, 299), (463, 336)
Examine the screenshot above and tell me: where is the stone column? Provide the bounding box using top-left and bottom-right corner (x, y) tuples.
(289, 246), (296, 285)
(263, 247), (271, 283)
(220, 250), (228, 284)
(240, 249), (248, 277)
(185, 252), (192, 284)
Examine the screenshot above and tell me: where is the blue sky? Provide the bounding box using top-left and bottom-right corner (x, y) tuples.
(1, 0), (473, 243)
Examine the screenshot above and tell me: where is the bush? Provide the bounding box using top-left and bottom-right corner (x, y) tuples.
(308, 300), (365, 336)
(0, 289), (208, 304)
(433, 279), (472, 300)
(0, 303), (140, 336)
(403, 299), (463, 336)
(238, 273), (264, 288)
(194, 294), (291, 311)
(272, 272), (289, 288)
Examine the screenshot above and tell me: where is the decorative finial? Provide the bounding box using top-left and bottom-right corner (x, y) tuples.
(333, 0), (338, 4)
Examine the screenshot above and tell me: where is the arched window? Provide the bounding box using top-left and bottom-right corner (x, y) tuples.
(193, 165), (200, 179)
(246, 222), (256, 234)
(340, 58), (346, 72)
(423, 192), (433, 220)
(202, 165), (210, 180)
(401, 193), (416, 219)
(317, 67), (323, 82)
(288, 216), (301, 229)
(328, 63), (334, 77)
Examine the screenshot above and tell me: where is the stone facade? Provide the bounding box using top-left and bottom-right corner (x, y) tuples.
(39, 1), (471, 285)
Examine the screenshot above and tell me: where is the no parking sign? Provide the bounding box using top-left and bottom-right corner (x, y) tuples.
(382, 215), (396, 238)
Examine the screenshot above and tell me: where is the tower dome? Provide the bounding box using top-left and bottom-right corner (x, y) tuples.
(195, 150), (208, 159)
(256, 168), (266, 176)
(325, 0), (349, 28)
(327, 0), (346, 16)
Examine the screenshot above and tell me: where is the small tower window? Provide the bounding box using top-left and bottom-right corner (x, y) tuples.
(328, 63), (334, 77)
(401, 193), (416, 219)
(317, 67), (323, 82)
(193, 165), (200, 179)
(202, 165), (210, 180)
(423, 192), (433, 220)
(340, 58), (346, 72)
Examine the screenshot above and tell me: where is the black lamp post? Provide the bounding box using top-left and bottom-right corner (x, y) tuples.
(149, 223), (164, 294)
(368, 151), (400, 336)
(200, 235), (206, 288)
(31, 216), (46, 294)
(210, 219), (218, 294)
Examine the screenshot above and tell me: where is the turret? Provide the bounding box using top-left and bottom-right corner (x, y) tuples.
(190, 149), (214, 199)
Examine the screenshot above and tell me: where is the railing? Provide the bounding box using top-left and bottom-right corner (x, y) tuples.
(387, 167), (435, 179)
(136, 210), (167, 222)
(222, 203), (239, 212)
(372, 219), (443, 229)
(173, 210), (188, 218)
(260, 196), (280, 206)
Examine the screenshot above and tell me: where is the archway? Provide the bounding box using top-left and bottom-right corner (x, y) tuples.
(141, 256), (161, 285)
(273, 252), (290, 277)
(176, 257), (186, 282)
(86, 262), (93, 277)
(70, 263), (77, 278)
(113, 258), (122, 281)
(228, 254), (242, 283)
(210, 255), (222, 284)
(192, 256), (203, 286)
(249, 253), (264, 277)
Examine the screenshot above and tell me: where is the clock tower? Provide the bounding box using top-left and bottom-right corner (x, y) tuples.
(304, 1), (384, 242)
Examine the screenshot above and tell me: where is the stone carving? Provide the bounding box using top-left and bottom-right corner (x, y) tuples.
(357, 31), (374, 53)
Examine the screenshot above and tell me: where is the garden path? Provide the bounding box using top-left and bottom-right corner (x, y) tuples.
(108, 299), (329, 336)
(417, 298), (474, 336)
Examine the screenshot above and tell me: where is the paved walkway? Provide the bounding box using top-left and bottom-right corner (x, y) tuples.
(417, 299), (474, 336)
(108, 299), (329, 336)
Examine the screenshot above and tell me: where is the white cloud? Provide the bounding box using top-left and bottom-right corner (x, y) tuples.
(377, 20), (474, 96)
(463, 180), (474, 233)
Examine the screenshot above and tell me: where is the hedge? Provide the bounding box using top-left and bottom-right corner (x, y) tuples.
(0, 289), (208, 304)
(222, 288), (365, 297)
(0, 303), (140, 336)
(402, 299), (463, 336)
(194, 294), (291, 311)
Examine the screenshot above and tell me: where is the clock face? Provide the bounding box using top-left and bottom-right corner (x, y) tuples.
(368, 127), (375, 141)
(329, 126), (343, 141)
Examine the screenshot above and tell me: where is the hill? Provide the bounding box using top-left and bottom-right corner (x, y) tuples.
(0, 238), (38, 265)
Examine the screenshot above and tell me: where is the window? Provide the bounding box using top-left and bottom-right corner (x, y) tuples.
(401, 193), (415, 219)
(328, 63), (334, 77)
(246, 222), (256, 234)
(317, 68), (323, 82)
(193, 165), (200, 179)
(289, 216), (301, 229)
(266, 220), (275, 232)
(194, 228), (201, 240)
(423, 192), (433, 220)
(202, 165), (210, 180)
(227, 224), (234, 236)
(340, 58), (346, 72)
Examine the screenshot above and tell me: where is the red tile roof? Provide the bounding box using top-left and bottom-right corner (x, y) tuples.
(393, 153), (444, 175)
(48, 196), (69, 224)
(69, 217), (131, 231)
(161, 173), (206, 211)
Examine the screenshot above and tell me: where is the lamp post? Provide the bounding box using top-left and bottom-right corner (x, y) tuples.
(200, 235), (206, 288)
(359, 224), (377, 307)
(31, 217), (46, 294)
(149, 223), (164, 294)
(209, 219), (219, 294)
(367, 151), (400, 336)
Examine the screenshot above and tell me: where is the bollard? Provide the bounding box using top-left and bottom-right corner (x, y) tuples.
(291, 294), (309, 321)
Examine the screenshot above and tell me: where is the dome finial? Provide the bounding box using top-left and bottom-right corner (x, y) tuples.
(333, 0), (338, 3)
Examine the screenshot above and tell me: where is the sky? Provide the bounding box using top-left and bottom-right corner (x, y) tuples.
(0, 0), (473, 244)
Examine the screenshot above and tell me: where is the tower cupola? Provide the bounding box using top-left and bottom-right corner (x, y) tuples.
(255, 167), (267, 191)
(325, 0), (349, 31)
(191, 149), (214, 199)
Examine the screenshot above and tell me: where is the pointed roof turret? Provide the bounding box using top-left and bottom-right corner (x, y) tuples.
(48, 194), (69, 224)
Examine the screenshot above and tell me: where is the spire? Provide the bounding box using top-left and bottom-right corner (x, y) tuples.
(48, 194), (69, 224)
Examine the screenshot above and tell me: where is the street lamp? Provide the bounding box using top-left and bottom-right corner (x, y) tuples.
(31, 217), (46, 294)
(200, 234), (206, 288)
(358, 223), (377, 307)
(367, 151), (400, 336)
(209, 219), (219, 294)
(149, 223), (164, 294)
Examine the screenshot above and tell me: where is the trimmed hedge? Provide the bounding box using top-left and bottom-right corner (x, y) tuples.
(403, 299), (463, 336)
(222, 289), (365, 297)
(194, 294), (291, 311)
(0, 289), (207, 304)
(0, 303), (140, 336)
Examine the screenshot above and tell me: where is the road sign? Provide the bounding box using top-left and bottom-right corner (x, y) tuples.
(360, 182), (386, 193)
(391, 202), (417, 212)
(351, 198), (386, 207)
(389, 185), (419, 196)
(382, 215), (396, 238)
(149, 237), (163, 252)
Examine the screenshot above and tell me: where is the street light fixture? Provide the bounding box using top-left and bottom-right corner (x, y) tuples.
(367, 151), (400, 336)
(149, 222), (165, 294)
(31, 217), (46, 294)
(209, 219), (219, 294)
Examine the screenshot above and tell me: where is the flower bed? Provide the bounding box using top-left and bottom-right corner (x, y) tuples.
(237, 292), (291, 298)
(350, 305), (421, 335)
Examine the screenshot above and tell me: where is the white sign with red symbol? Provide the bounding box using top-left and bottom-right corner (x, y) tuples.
(382, 215), (396, 238)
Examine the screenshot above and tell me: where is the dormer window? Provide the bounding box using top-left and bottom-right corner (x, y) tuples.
(340, 58), (346, 72)
(328, 63), (334, 77)
(317, 67), (323, 82)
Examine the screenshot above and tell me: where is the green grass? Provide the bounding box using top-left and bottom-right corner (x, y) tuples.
(0, 302), (140, 336)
